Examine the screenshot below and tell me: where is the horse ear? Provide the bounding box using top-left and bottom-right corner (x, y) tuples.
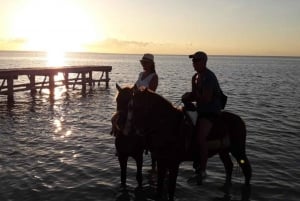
(116, 83), (122, 92)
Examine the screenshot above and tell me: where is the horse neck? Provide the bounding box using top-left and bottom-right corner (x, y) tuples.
(147, 92), (181, 120)
(152, 105), (183, 131)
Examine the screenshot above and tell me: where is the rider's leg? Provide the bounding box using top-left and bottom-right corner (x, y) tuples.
(196, 118), (212, 176)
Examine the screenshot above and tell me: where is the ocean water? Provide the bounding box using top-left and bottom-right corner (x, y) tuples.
(0, 51), (300, 201)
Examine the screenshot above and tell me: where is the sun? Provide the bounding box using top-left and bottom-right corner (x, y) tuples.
(11, 0), (105, 64)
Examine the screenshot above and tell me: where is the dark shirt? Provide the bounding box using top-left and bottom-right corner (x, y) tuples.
(191, 68), (222, 114)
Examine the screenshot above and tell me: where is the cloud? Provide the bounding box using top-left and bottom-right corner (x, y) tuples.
(85, 38), (151, 53)
(84, 38), (196, 55)
(0, 37), (195, 54)
(0, 38), (28, 50)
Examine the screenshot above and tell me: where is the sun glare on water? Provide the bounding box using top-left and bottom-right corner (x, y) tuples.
(46, 50), (65, 67)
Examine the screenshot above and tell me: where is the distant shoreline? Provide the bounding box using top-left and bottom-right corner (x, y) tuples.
(0, 50), (299, 59)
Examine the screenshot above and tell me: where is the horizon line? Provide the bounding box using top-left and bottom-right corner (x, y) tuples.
(0, 49), (300, 58)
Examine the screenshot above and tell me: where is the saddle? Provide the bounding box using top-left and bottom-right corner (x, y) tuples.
(182, 105), (230, 151)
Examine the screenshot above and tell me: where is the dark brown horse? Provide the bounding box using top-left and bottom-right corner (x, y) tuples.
(111, 84), (145, 188)
(130, 89), (252, 201)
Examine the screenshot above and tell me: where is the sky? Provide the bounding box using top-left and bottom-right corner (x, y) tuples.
(0, 0), (300, 56)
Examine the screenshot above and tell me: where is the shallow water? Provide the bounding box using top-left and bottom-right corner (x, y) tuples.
(0, 52), (300, 201)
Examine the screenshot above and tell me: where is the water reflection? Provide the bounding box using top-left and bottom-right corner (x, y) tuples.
(54, 119), (62, 133)
(53, 118), (72, 138)
(113, 183), (253, 201)
(115, 187), (149, 201)
(213, 185), (251, 201)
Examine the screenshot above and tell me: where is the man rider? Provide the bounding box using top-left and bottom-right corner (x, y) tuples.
(182, 51), (222, 183)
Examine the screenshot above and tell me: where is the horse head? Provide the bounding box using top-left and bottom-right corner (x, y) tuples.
(116, 83), (135, 112)
(111, 83), (135, 136)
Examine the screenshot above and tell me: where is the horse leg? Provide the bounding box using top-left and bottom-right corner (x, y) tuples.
(219, 151), (233, 188)
(156, 159), (167, 199)
(134, 152), (143, 188)
(241, 156), (252, 185)
(118, 154), (128, 187)
(151, 153), (157, 172)
(167, 161), (180, 201)
(232, 151), (252, 185)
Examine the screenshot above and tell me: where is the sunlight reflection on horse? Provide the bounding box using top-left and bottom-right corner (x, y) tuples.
(130, 88), (252, 201)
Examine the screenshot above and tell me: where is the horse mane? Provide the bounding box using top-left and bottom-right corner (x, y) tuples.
(141, 89), (179, 114)
(115, 85), (131, 99)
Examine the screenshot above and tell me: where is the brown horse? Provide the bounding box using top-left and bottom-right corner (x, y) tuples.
(130, 89), (252, 201)
(111, 84), (145, 188)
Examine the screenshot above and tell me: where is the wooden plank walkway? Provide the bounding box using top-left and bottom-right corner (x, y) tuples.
(0, 65), (112, 103)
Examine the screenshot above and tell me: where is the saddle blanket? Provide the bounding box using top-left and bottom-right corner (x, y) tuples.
(185, 110), (230, 150)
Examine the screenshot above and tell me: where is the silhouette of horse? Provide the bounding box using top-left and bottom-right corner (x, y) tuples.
(111, 84), (145, 188)
(130, 89), (252, 201)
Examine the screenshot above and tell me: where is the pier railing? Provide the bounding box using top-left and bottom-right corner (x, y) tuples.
(0, 65), (112, 103)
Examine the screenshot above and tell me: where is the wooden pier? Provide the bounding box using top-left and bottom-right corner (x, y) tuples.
(0, 65), (112, 103)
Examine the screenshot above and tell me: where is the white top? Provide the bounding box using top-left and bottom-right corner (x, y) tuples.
(135, 72), (156, 89)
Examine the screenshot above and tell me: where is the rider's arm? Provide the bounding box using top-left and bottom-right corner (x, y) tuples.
(195, 86), (213, 104)
(148, 74), (158, 92)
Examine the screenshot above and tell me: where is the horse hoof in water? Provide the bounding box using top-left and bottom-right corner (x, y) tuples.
(196, 171), (207, 185)
(196, 175), (203, 185)
(119, 183), (128, 191)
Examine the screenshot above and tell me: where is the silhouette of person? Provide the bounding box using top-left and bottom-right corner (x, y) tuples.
(124, 53), (159, 172)
(182, 51), (222, 182)
(134, 53), (158, 91)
